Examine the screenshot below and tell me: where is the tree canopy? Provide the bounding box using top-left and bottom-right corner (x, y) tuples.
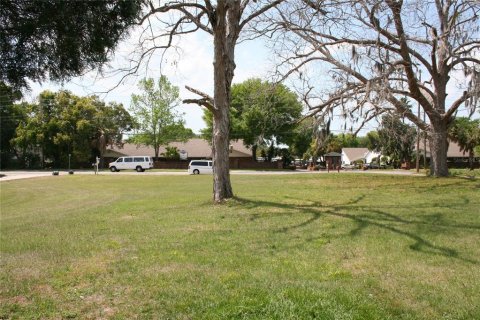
(129, 77), (194, 160)
(0, 0), (143, 89)
(377, 115), (416, 166)
(202, 78), (303, 161)
(274, 0), (480, 177)
(0, 82), (25, 168)
(12, 90), (134, 168)
(448, 117), (480, 170)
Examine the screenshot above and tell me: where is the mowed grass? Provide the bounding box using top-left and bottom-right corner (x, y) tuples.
(1, 173), (479, 319)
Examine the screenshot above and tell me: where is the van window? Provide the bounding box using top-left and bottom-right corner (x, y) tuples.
(134, 157), (145, 162)
(208, 161), (212, 166)
(191, 161), (208, 166)
(125, 157), (133, 163)
(117, 158), (123, 163)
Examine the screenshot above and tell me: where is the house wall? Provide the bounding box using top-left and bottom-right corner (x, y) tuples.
(365, 151), (381, 164)
(105, 156), (285, 170)
(341, 152), (349, 164)
(230, 158), (282, 170)
(153, 158), (282, 170)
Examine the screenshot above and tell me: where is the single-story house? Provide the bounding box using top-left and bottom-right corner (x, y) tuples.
(103, 138), (281, 170)
(104, 138), (251, 160)
(342, 148), (381, 165)
(418, 141), (479, 168)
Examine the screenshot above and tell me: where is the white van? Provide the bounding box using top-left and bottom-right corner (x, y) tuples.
(109, 156), (154, 172)
(188, 160), (213, 175)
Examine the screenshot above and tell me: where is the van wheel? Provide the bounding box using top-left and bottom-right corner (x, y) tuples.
(193, 169), (200, 175)
(110, 166), (117, 172)
(136, 166), (143, 172)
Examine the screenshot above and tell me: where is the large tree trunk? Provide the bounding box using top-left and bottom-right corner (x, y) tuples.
(428, 119), (449, 177)
(212, 108), (233, 202)
(211, 1), (235, 203)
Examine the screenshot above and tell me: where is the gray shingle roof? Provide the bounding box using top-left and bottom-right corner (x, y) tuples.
(105, 138), (251, 158)
(419, 141), (470, 158)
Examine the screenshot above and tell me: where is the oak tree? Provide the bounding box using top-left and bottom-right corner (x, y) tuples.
(132, 0), (285, 202)
(273, 0), (480, 176)
(0, 0), (143, 89)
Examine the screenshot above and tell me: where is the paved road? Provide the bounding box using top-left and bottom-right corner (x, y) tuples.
(0, 169), (417, 182)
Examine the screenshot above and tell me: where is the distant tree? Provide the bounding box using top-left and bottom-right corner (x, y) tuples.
(324, 134), (343, 154)
(202, 78), (303, 161)
(0, 0), (142, 89)
(290, 118), (315, 159)
(92, 101), (134, 167)
(161, 146), (181, 160)
(364, 131), (381, 152)
(377, 114), (416, 167)
(12, 91), (133, 168)
(448, 117), (480, 170)
(335, 133), (361, 148)
(129, 77), (194, 160)
(0, 82), (26, 168)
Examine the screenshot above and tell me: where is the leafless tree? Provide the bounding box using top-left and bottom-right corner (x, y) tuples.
(124, 0), (285, 202)
(272, 0), (480, 176)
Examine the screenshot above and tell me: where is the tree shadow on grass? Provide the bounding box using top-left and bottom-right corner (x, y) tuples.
(233, 196), (479, 265)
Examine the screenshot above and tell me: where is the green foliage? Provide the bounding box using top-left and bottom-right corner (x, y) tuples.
(364, 131), (380, 151)
(0, 82), (26, 168)
(129, 77), (194, 159)
(202, 78), (303, 160)
(335, 133), (360, 148)
(290, 118), (315, 158)
(0, 0), (143, 89)
(162, 146), (180, 160)
(377, 114), (416, 165)
(11, 90), (133, 168)
(448, 117), (480, 169)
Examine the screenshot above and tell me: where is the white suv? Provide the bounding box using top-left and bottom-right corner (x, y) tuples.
(109, 156), (154, 172)
(188, 160), (213, 174)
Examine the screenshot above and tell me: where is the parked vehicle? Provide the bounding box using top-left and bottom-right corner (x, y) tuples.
(188, 160), (213, 175)
(109, 156), (154, 172)
(341, 164), (355, 170)
(366, 163), (386, 169)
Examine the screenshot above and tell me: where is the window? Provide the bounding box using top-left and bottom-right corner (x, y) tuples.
(117, 158), (123, 163)
(134, 157), (145, 162)
(191, 161), (208, 166)
(125, 157), (133, 162)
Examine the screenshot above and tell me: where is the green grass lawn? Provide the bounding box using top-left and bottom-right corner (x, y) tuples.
(1, 174), (479, 319)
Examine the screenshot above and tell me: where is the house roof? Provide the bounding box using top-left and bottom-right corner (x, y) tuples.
(419, 140), (469, 158)
(342, 148), (369, 162)
(104, 138), (251, 158)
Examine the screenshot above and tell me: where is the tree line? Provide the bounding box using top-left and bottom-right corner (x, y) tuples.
(6, 75), (476, 171)
(0, 77), (193, 169)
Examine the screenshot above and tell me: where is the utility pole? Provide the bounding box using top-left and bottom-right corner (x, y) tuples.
(423, 111), (427, 169)
(416, 101), (420, 173)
